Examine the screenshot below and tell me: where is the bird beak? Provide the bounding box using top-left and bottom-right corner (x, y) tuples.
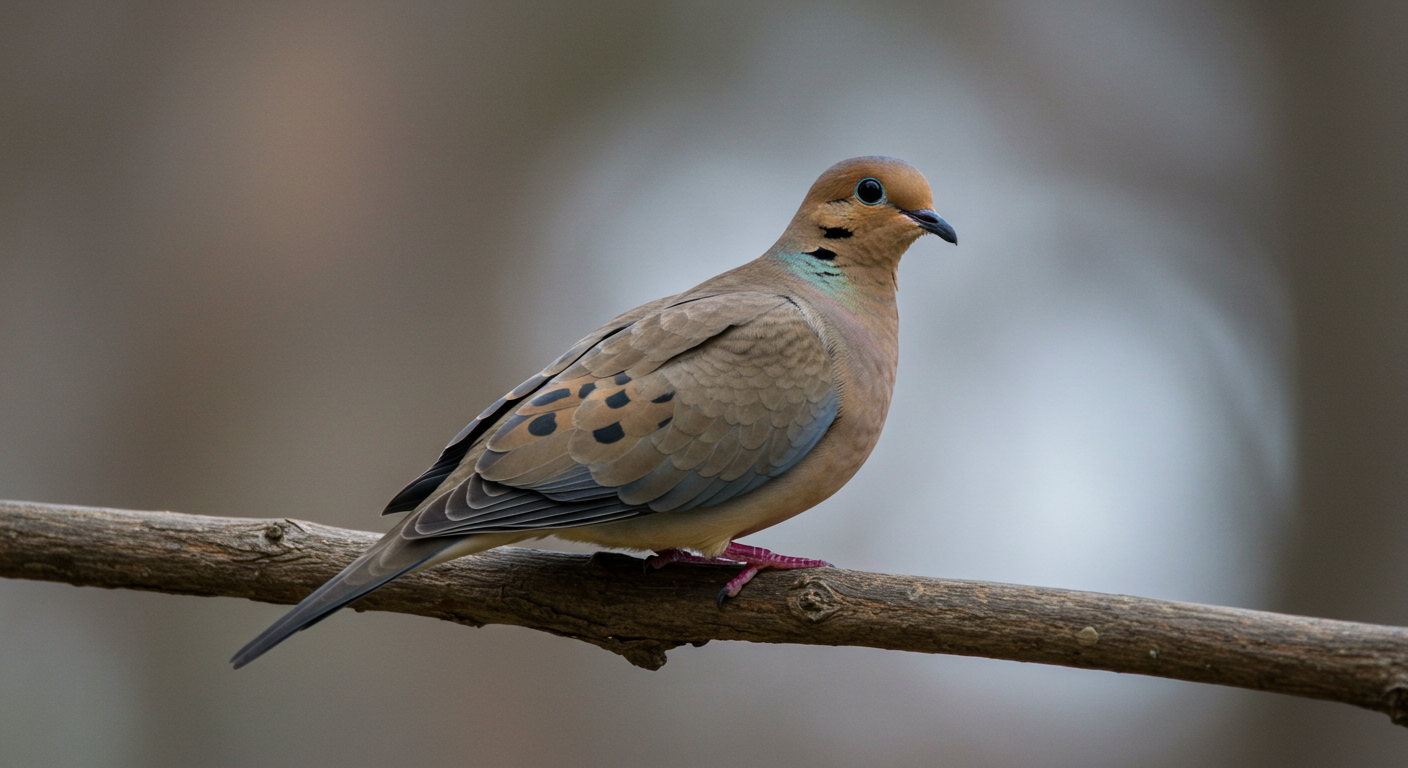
(902, 209), (957, 244)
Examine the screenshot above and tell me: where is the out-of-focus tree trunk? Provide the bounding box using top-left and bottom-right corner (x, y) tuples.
(1237, 3), (1408, 763)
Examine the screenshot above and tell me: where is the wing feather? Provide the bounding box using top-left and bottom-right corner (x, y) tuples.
(394, 292), (838, 541)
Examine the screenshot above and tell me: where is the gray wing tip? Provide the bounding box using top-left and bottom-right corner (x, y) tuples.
(230, 598), (337, 669)
(230, 536), (453, 669)
(230, 628), (292, 669)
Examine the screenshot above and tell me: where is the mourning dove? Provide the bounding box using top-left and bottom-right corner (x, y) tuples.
(232, 156), (956, 668)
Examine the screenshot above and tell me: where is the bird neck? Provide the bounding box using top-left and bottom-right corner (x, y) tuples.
(764, 210), (922, 300)
(763, 239), (912, 305)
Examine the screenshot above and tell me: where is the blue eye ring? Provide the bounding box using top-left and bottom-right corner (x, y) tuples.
(855, 177), (885, 205)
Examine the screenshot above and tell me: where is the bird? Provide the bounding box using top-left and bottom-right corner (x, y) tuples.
(231, 156), (956, 668)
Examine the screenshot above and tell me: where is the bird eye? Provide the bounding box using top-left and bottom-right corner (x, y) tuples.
(855, 178), (885, 205)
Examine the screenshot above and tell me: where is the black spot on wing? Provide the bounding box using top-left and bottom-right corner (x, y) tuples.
(651, 391), (675, 403)
(806, 247), (837, 261)
(822, 227), (853, 239)
(593, 422), (625, 444)
(528, 413), (558, 436)
(530, 388), (570, 407)
(658, 417), (672, 428)
(578, 382), (596, 398)
(613, 372), (632, 385)
(605, 390), (630, 409)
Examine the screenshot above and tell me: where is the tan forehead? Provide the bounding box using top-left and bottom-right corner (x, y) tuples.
(804, 156), (933, 210)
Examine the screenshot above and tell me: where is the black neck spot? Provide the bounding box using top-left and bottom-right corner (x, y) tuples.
(806, 247), (837, 261)
(822, 227), (852, 239)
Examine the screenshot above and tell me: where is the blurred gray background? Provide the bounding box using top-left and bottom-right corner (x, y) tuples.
(1, 1), (1405, 765)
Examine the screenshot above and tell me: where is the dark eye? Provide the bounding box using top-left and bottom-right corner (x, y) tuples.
(855, 177), (885, 205)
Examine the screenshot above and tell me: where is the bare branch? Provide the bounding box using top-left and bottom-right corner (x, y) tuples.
(3, 498), (1407, 726)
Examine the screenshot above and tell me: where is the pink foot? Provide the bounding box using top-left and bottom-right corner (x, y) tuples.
(646, 543), (833, 607)
(644, 548), (718, 571)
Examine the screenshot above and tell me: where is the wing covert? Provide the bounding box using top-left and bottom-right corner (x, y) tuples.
(403, 293), (838, 539)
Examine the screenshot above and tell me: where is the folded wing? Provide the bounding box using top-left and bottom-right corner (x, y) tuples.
(404, 292), (838, 539)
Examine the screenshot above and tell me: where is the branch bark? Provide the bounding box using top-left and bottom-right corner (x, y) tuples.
(3, 498), (1408, 727)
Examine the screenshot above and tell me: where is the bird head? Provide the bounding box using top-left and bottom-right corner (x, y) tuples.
(774, 156), (956, 273)
(777, 155), (963, 284)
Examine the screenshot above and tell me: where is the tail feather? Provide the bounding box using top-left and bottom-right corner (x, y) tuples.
(230, 521), (459, 669)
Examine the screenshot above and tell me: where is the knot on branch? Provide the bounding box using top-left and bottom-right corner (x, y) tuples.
(244, 519), (315, 561)
(788, 574), (842, 622)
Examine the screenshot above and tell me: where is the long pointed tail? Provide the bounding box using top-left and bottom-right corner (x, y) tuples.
(231, 523), (457, 669)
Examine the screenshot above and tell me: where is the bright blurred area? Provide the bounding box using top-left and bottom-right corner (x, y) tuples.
(2, 1), (1406, 765)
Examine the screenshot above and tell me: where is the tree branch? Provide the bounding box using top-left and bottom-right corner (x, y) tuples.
(3, 498), (1407, 726)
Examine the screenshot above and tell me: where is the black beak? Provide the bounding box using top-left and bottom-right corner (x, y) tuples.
(903, 209), (957, 244)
